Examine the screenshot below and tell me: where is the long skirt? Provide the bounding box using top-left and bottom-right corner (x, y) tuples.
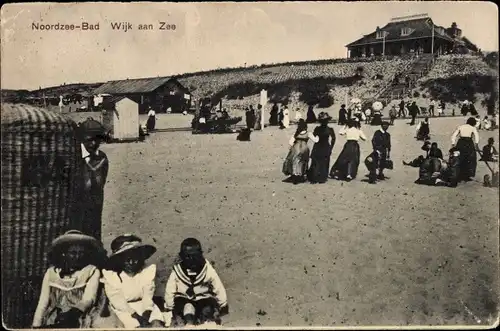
(146, 115), (156, 131)
(283, 141), (310, 177)
(329, 140), (360, 179)
(308, 143), (332, 183)
(456, 137), (477, 180)
(112, 301), (165, 328)
(370, 114), (383, 126)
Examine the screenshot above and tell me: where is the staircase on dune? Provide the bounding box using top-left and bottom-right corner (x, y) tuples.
(376, 54), (435, 104)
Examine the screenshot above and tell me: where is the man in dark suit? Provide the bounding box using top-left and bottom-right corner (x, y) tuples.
(368, 122), (391, 183)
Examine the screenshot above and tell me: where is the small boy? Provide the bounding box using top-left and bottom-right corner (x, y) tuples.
(480, 137), (498, 162)
(164, 238), (228, 327)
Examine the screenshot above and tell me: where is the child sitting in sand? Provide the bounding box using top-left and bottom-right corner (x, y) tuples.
(164, 238), (228, 327)
(480, 137), (498, 162)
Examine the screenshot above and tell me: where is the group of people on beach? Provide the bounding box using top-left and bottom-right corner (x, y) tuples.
(407, 116), (498, 187)
(282, 112), (391, 185)
(33, 121), (228, 329)
(33, 231), (227, 329)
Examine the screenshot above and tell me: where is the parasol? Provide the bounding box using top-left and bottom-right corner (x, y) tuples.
(372, 101), (384, 111)
(350, 97), (361, 104)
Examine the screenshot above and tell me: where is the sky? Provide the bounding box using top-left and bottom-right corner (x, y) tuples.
(1, 1), (498, 90)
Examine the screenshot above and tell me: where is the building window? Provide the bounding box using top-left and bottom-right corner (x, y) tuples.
(376, 31), (387, 39)
(401, 27), (413, 36)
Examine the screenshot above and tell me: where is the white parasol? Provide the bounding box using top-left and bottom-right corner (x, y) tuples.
(350, 97), (361, 104)
(372, 101), (384, 111)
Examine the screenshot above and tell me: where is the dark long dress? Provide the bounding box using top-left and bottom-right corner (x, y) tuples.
(71, 149), (109, 241)
(269, 105), (279, 126)
(456, 137), (477, 180)
(416, 122), (430, 140)
(370, 112), (383, 126)
(146, 114), (156, 131)
(330, 140), (361, 179)
(306, 107), (317, 123)
(245, 110), (255, 129)
(339, 108), (348, 126)
(308, 125), (336, 183)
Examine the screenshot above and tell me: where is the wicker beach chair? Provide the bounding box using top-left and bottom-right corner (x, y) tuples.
(1, 103), (80, 328)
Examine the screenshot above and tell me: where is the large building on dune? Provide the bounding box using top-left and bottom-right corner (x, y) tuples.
(93, 77), (191, 113)
(346, 14), (479, 58)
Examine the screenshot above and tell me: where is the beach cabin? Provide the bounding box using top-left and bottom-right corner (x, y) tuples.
(101, 96), (139, 141)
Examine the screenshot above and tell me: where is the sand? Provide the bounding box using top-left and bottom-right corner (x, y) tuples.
(94, 115), (498, 327)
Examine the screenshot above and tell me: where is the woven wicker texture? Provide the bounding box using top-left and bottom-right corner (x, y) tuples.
(1, 103), (80, 328)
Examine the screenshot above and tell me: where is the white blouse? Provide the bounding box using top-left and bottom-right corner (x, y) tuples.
(339, 127), (367, 141)
(147, 110), (156, 117)
(289, 131), (319, 146)
(451, 124), (479, 144)
(102, 264), (157, 315)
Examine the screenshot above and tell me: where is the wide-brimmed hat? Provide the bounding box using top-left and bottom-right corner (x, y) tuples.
(317, 112), (332, 122)
(108, 234), (156, 264)
(50, 230), (103, 255)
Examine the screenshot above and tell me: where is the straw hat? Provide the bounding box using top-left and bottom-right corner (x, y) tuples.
(108, 234), (156, 264)
(50, 230), (103, 255)
(317, 112), (332, 122)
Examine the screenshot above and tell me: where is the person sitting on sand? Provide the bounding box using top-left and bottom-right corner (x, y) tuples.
(102, 234), (165, 328)
(415, 117), (431, 141)
(480, 137), (498, 162)
(32, 230), (105, 328)
(435, 147), (461, 187)
(483, 116), (492, 131)
(164, 238), (228, 327)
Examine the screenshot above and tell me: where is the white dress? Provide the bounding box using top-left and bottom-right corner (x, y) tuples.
(102, 265), (165, 328)
(282, 109), (290, 128)
(295, 110), (303, 121)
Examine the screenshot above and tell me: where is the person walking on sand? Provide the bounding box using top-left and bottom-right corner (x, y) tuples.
(254, 104), (262, 130)
(269, 103), (279, 126)
(146, 106), (157, 132)
(451, 117), (480, 182)
(280, 105), (290, 129)
(306, 105), (317, 123)
(389, 104), (398, 125)
(282, 119), (319, 184)
(366, 121), (392, 184)
(329, 119), (367, 181)
(338, 104), (348, 126)
(308, 112), (336, 184)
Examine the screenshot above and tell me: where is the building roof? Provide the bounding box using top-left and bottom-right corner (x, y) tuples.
(346, 17), (455, 47)
(104, 95), (131, 104)
(93, 77), (173, 95)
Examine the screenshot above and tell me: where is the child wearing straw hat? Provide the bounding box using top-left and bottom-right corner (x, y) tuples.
(32, 230), (105, 328)
(101, 234), (165, 328)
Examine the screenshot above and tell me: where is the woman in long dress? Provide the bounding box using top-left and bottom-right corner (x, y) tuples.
(308, 112), (336, 184)
(282, 119), (319, 184)
(254, 104), (262, 130)
(329, 119), (367, 181)
(451, 117), (480, 182)
(306, 105), (317, 123)
(146, 107), (157, 132)
(280, 106), (290, 129)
